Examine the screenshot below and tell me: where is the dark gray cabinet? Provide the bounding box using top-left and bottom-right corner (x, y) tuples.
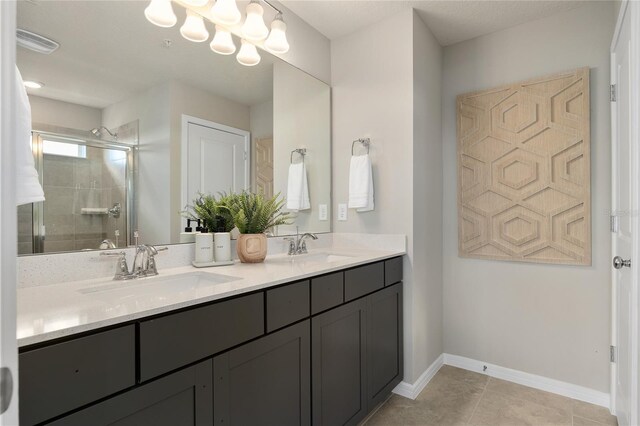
(139, 292), (264, 381)
(214, 320), (311, 426)
(20, 256), (403, 426)
(366, 283), (403, 410)
(19, 325), (135, 426)
(312, 282), (404, 426)
(49, 360), (213, 426)
(312, 299), (367, 426)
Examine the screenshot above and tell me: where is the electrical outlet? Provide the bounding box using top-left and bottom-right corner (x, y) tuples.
(319, 204), (328, 221)
(338, 204), (348, 221)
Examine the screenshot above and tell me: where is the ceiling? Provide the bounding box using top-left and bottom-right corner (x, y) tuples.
(17, 1), (276, 109)
(281, 0), (592, 46)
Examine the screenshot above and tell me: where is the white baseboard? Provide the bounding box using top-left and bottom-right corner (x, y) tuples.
(392, 354), (444, 399)
(443, 353), (611, 410)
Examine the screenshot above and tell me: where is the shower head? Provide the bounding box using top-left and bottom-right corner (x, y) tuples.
(90, 126), (118, 140)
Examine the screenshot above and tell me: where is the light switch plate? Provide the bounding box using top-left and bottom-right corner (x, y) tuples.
(319, 204), (328, 221)
(338, 204), (348, 221)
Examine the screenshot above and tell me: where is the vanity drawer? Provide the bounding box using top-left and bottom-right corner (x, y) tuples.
(267, 280), (310, 332)
(139, 293), (264, 381)
(19, 325), (135, 426)
(344, 262), (384, 302)
(385, 257), (403, 285)
(311, 272), (344, 314)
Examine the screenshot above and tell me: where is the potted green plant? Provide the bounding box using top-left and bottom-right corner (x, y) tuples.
(182, 193), (234, 233)
(228, 191), (291, 263)
(182, 193), (236, 262)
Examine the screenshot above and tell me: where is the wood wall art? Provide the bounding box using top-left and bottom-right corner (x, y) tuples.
(457, 67), (591, 265)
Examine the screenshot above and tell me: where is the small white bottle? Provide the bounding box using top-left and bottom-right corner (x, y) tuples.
(180, 219), (197, 243)
(214, 232), (231, 262)
(195, 231), (214, 263)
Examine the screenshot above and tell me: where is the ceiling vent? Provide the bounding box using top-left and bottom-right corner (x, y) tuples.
(16, 29), (59, 54)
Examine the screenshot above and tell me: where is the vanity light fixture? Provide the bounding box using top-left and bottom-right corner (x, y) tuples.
(144, 0), (289, 67)
(182, 0), (209, 6)
(180, 10), (209, 42)
(264, 13), (289, 54)
(236, 39), (261, 66)
(144, 0), (177, 28)
(242, 0), (269, 41)
(210, 25), (236, 55)
(24, 81), (44, 89)
(211, 0), (241, 25)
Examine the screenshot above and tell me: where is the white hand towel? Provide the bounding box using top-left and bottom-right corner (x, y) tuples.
(286, 162), (310, 211)
(15, 66), (44, 206)
(348, 154), (374, 212)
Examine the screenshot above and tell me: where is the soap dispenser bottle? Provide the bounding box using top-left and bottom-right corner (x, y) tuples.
(195, 227), (214, 264)
(180, 219), (197, 243)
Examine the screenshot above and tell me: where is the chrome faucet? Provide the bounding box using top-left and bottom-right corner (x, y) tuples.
(284, 227), (318, 255)
(131, 244), (166, 277)
(101, 232), (168, 280)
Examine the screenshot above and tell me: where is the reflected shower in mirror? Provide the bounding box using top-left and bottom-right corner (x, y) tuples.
(16, 0), (331, 255)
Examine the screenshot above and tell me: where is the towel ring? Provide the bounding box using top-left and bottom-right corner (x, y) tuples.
(291, 148), (307, 164)
(352, 138), (370, 156)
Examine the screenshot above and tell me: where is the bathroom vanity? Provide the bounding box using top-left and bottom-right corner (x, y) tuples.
(17, 253), (404, 426)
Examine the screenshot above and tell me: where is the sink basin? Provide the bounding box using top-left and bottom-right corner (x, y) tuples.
(78, 272), (241, 297)
(268, 252), (355, 265)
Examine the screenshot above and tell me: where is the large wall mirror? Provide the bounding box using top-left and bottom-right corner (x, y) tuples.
(16, 0), (331, 255)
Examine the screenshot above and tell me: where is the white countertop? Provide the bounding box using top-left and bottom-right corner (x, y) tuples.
(17, 246), (405, 347)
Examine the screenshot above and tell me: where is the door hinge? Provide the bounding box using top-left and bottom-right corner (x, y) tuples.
(610, 345), (617, 363)
(244, 151), (247, 161)
(610, 84), (617, 102)
(610, 215), (619, 233)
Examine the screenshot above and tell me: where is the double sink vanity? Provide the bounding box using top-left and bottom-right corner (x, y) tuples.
(17, 239), (405, 426)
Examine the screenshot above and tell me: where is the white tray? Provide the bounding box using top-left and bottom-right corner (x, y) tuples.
(191, 260), (235, 268)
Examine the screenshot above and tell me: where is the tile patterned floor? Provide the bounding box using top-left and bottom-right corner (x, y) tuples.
(363, 366), (618, 426)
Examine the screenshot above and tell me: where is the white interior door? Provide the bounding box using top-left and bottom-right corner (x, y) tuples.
(0, 2), (19, 424)
(183, 117), (249, 209)
(611, 2), (639, 425)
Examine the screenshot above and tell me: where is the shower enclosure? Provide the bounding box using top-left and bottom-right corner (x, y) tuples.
(18, 125), (137, 255)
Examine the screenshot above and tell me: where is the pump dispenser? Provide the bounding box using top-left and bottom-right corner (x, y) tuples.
(180, 219), (197, 243)
(195, 227), (214, 263)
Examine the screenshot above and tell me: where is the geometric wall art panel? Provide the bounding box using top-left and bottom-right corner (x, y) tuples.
(457, 67), (591, 265)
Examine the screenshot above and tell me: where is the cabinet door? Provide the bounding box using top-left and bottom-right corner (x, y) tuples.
(49, 360), (213, 426)
(214, 320), (310, 426)
(366, 283), (403, 410)
(312, 299), (367, 426)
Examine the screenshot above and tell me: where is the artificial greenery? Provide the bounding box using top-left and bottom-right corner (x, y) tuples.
(182, 193), (235, 233)
(227, 191), (291, 234)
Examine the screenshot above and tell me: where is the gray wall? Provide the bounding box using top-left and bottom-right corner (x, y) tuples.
(273, 61), (331, 235)
(270, 0), (331, 84)
(413, 12), (444, 377)
(29, 95), (101, 131)
(331, 9), (443, 384)
(442, 2), (615, 392)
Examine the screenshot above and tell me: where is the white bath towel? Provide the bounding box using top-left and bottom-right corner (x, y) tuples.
(286, 162), (310, 211)
(15, 66), (44, 206)
(348, 154), (374, 212)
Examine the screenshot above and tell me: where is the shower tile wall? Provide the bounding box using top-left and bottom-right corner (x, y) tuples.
(17, 204), (33, 255)
(17, 148), (128, 254)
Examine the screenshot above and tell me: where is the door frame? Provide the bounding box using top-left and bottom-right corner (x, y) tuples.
(0, 1), (19, 424)
(610, 0), (640, 422)
(180, 114), (250, 210)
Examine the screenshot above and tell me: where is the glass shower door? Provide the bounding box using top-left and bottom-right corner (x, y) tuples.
(18, 133), (132, 254)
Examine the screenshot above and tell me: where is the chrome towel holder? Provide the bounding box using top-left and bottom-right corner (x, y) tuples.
(352, 138), (370, 155)
(291, 148), (307, 163)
